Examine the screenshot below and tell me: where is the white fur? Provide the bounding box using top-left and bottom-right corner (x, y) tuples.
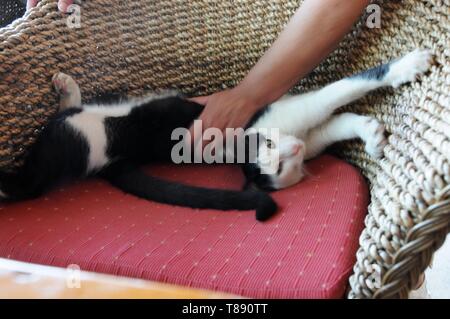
(53, 73), (180, 173)
(251, 78), (390, 189)
(305, 113), (387, 160)
(385, 49), (433, 88)
(66, 112), (110, 172)
(64, 95), (178, 173)
(251, 49), (432, 189)
(253, 78), (383, 136)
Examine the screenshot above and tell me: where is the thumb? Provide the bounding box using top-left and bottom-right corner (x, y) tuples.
(189, 95), (210, 105)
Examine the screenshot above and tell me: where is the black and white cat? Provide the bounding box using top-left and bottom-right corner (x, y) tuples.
(0, 49), (432, 221)
(0, 78), (278, 221)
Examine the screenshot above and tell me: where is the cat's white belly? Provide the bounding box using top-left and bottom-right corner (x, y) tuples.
(66, 112), (110, 172)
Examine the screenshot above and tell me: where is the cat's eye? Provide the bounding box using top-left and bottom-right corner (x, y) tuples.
(266, 139), (275, 149)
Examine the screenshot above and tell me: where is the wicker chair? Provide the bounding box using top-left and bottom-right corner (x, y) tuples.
(0, 0), (448, 298)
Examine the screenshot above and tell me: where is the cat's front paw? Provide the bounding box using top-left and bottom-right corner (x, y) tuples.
(52, 72), (78, 96)
(363, 118), (387, 159)
(387, 49), (433, 88)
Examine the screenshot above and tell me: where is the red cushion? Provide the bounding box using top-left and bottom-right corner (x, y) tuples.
(0, 155), (367, 298)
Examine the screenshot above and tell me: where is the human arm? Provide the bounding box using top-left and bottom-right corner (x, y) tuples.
(190, 0), (371, 140)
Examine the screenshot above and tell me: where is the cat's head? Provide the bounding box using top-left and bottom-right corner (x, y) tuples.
(241, 131), (306, 191)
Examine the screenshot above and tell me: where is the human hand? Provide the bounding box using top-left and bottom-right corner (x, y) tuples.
(188, 87), (261, 148)
(26, 0), (74, 13)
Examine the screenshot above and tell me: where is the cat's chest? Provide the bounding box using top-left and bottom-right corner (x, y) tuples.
(250, 102), (309, 134)
(250, 116), (309, 139)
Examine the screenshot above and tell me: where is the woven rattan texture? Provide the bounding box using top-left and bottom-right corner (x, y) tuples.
(0, 0), (449, 298)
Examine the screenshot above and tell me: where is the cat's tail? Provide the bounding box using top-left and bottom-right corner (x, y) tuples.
(0, 171), (41, 201)
(101, 163), (278, 221)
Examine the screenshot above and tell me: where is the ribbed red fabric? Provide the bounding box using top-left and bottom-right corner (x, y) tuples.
(0, 155), (367, 298)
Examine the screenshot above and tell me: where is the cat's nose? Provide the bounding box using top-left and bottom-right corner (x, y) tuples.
(292, 143), (303, 155)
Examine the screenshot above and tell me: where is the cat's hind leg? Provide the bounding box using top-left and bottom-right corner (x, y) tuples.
(304, 113), (387, 160)
(52, 72), (82, 110)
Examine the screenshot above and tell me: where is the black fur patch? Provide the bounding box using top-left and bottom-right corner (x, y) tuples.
(242, 162), (276, 192)
(104, 96), (204, 162)
(352, 62), (391, 81)
(87, 92), (127, 105)
(101, 161), (277, 221)
(0, 108), (89, 200)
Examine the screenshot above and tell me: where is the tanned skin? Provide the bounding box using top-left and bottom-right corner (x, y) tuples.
(190, 0), (372, 145)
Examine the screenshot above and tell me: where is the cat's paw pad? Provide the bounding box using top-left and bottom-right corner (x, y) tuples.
(52, 72), (77, 96)
(364, 118), (387, 159)
(387, 49), (433, 88)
